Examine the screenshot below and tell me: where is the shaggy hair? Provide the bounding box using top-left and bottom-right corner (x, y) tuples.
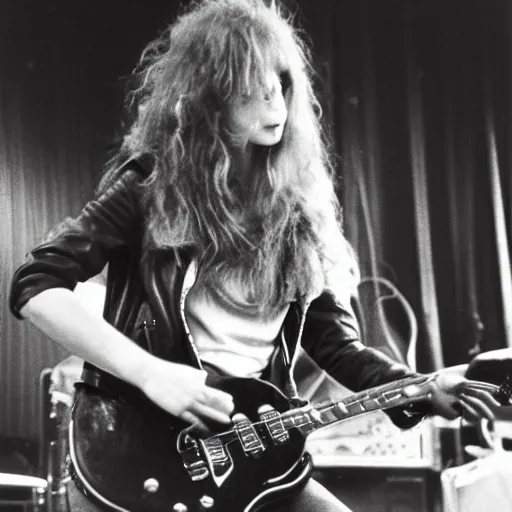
(102, 0), (348, 316)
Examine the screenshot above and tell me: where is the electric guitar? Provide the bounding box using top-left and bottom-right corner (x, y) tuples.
(68, 374), (511, 512)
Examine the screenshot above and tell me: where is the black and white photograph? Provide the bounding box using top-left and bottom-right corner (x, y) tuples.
(1, 1), (512, 510)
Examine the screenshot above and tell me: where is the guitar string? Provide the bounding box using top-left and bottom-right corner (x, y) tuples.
(199, 379), (503, 445)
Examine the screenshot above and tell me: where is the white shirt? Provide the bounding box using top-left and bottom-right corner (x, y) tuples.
(185, 281), (290, 378)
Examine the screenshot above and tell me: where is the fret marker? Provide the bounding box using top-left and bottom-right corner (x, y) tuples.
(337, 403), (348, 415)
(310, 409), (322, 423)
(403, 384), (421, 397)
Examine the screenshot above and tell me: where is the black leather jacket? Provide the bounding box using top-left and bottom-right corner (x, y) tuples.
(10, 160), (424, 428)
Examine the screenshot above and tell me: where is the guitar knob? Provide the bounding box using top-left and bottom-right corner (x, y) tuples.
(200, 495), (215, 508)
(143, 478), (159, 493)
(173, 504), (188, 512)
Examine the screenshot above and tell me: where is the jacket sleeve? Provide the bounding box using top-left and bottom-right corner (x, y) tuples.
(9, 169), (146, 319)
(301, 290), (429, 428)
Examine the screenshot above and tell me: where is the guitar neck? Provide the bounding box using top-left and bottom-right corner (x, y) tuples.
(200, 374), (506, 457)
(280, 373), (502, 436)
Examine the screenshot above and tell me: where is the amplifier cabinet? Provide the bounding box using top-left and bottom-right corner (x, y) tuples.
(312, 466), (441, 512)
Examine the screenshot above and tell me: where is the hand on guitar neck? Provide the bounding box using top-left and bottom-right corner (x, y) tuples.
(403, 366), (503, 422)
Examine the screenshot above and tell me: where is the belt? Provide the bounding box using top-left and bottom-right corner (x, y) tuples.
(80, 367), (144, 401)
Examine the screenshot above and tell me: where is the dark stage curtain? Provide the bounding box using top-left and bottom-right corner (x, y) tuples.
(1, 0), (511, 446)
(0, 1), (179, 443)
(329, 0), (511, 372)
(0, 79), (96, 441)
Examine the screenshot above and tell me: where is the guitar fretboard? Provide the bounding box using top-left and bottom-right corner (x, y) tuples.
(202, 374), (505, 447)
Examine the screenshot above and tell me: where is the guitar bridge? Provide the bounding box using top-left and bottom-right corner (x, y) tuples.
(200, 437), (233, 487)
(183, 459), (210, 482)
(201, 437), (230, 469)
(177, 432), (210, 482)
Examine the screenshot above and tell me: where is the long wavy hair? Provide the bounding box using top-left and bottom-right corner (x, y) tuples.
(104, 0), (348, 316)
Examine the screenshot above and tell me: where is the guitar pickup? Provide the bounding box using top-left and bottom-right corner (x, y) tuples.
(201, 437), (230, 470)
(233, 416), (265, 456)
(259, 409), (290, 445)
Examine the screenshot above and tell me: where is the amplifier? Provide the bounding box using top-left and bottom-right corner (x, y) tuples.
(312, 466), (440, 512)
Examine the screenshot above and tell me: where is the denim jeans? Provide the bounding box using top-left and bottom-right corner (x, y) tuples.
(66, 477), (352, 512)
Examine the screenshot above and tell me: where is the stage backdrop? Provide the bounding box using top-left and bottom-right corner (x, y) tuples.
(1, 0), (511, 451)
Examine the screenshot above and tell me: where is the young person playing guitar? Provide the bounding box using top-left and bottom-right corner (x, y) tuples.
(10, 1), (502, 510)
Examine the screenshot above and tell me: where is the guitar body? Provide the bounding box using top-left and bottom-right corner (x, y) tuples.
(69, 370), (510, 511)
(70, 377), (311, 512)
